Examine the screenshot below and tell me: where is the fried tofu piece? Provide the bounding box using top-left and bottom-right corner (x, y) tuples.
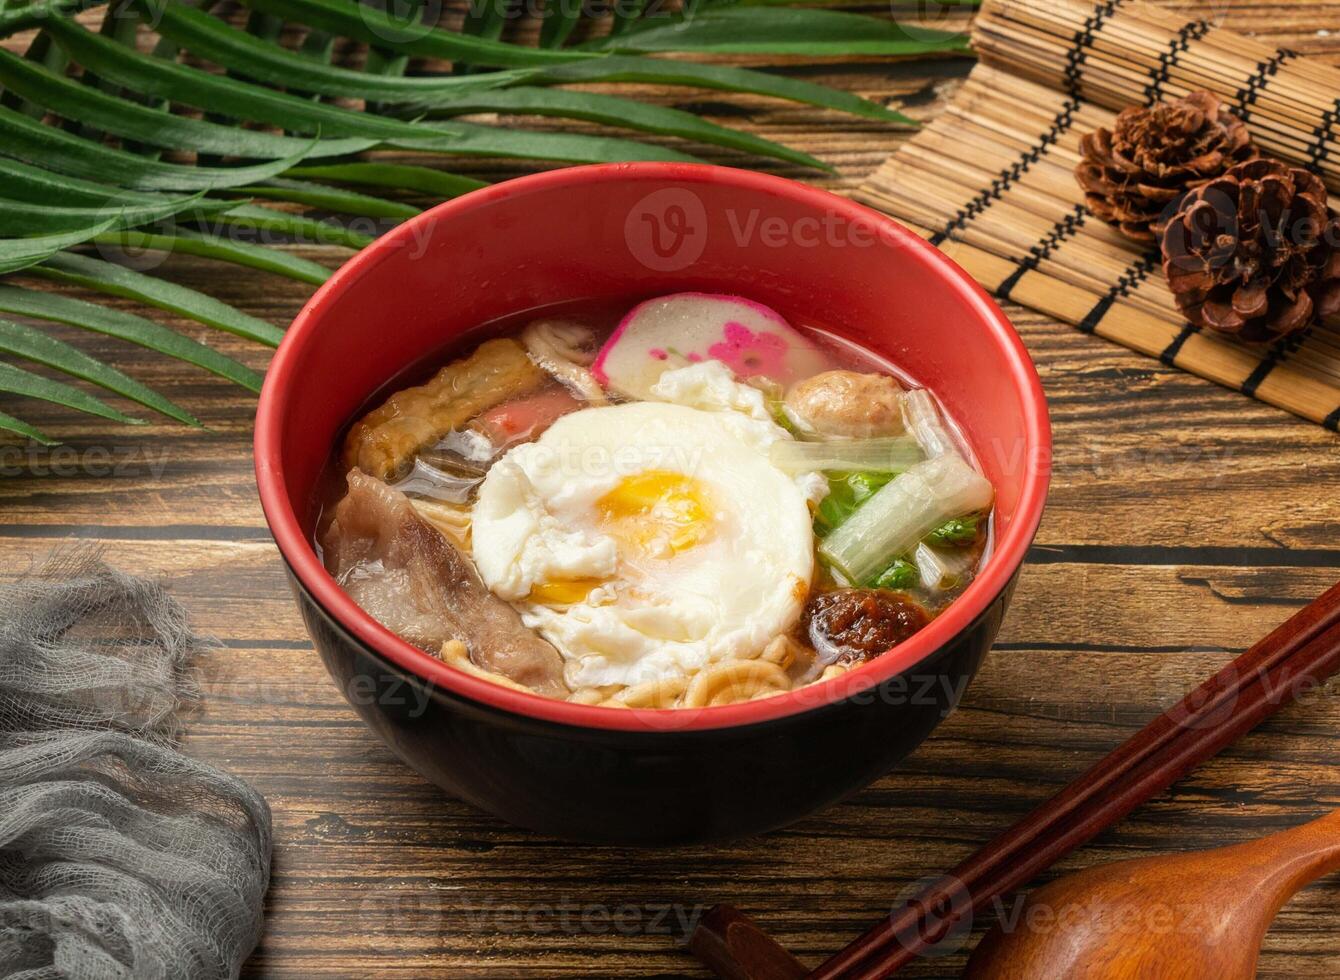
(343, 338), (547, 480)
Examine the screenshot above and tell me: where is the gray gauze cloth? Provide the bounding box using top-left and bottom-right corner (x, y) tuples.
(0, 555), (271, 979)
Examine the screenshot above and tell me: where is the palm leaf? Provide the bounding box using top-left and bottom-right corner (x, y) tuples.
(0, 45), (373, 159)
(30, 252), (285, 347)
(0, 103), (315, 190)
(285, 162), (486, 198)
(0, 192), (227, 236)
(227, 178), (423, 221)
(138, 1), (911, 123)
(94, 227), (332, 286)
(409, 87), (830, 170)
(206, 203), (377, 250)
(589, 8), (971, 56)
(0, 359), (143, 425)
(0, 285), (264, 392)
(0, 316), (197, 424)
(0, 221), (118, 276)
(393, 119), (703, 163)
(0, 408), (56, 445)
(235, 0), (592, 67)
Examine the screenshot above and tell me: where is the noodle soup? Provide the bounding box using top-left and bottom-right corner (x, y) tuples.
(317, 293), (995, 710)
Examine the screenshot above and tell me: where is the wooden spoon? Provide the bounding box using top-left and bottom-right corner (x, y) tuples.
(963, 809), (1340, 979)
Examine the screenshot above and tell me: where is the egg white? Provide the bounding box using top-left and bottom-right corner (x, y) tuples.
(471, 394), (817, 689)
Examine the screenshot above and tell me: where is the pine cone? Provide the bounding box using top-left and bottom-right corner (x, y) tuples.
(1162, 159), (1340, 342)
(1076, 91), (1258, 242)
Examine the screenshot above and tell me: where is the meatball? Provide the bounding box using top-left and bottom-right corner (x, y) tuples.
(803, 589), (930, 665)
(784, 370), (905, 438)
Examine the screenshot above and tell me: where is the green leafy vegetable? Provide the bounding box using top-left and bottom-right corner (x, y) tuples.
(819, 455), (994, 585)
(871, 558), (918, 591)
(814, 470), (897, 536)
(925, 514), (982, 547)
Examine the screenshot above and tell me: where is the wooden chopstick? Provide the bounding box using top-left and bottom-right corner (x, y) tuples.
(690, 579), (1340, 979)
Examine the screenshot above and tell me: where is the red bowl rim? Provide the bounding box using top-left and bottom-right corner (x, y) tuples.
(254, 162), (1051, 734)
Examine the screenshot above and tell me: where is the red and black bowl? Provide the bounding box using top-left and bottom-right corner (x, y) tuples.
(255, 163), (1051, 845)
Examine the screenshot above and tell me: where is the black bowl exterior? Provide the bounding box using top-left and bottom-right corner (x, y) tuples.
(291, 568), (1014, 845)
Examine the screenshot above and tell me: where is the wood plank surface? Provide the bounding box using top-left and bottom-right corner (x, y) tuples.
(2, 2), (1339, 977)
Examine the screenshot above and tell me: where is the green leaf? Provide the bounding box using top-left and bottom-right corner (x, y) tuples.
(0, 102), (315, 191)
(29, 252), (285, 347)
(0, 359), (142, 425)
(540, 0), (582, 49)
(925, 514), (981, 547)
(0, 408), (56, 445)
(0, 285), (264, 392)
(414, 86), (829, 170)
(0, 0), (100, 36)
(0, 45), (372, 159)
(512, 56), (914, 125)
(133, 3), (906, 124)
(0, 317), (197, 425)
(286, 162), (487, 198)
(204, 203), (376, 250)
(93, 227), (332, 287)
(120, 3), (517, 103)
(394, 119), (702, 163)
(814, 470), (897, 536)
(0, 158), (159, 208)
(871, 557), (918, 591)
(608, 0), (649, 36)
(44, 14), (436, 140)
(229, 0), (592, 67)
(0, 192), (229, 236)
(589, 8), (971, 56)
(226, 178), (422, 220)
(0, 220), (117, 276)
(462, 0), (510, 41)
(45, 14), (702, 164)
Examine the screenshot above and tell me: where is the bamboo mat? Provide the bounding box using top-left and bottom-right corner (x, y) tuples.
(856, 0), (1340, 431)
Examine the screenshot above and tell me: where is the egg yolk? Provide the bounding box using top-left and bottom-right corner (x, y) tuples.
(526, 471), (713, 606)
(597, 470), (714, 559)
(528, 578), (606, 605)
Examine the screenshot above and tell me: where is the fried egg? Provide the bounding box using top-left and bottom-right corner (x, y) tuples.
(471, 380), (818, 689)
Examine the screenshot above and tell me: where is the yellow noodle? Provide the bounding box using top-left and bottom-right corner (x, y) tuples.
(682, 660), (792, 708)
(610, 676), (689, 709)
(567, 688), (606, 705)
(760, 635), (807, 671)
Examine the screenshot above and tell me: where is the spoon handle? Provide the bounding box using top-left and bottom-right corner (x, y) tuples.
(1246, 809), (1340, 905)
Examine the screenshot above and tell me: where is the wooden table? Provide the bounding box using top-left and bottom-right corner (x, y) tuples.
(3, 1), (1339, 976)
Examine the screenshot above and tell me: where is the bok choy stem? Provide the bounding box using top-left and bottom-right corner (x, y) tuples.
(818, 453), (994, 585)
(769, 435), (922, 474)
